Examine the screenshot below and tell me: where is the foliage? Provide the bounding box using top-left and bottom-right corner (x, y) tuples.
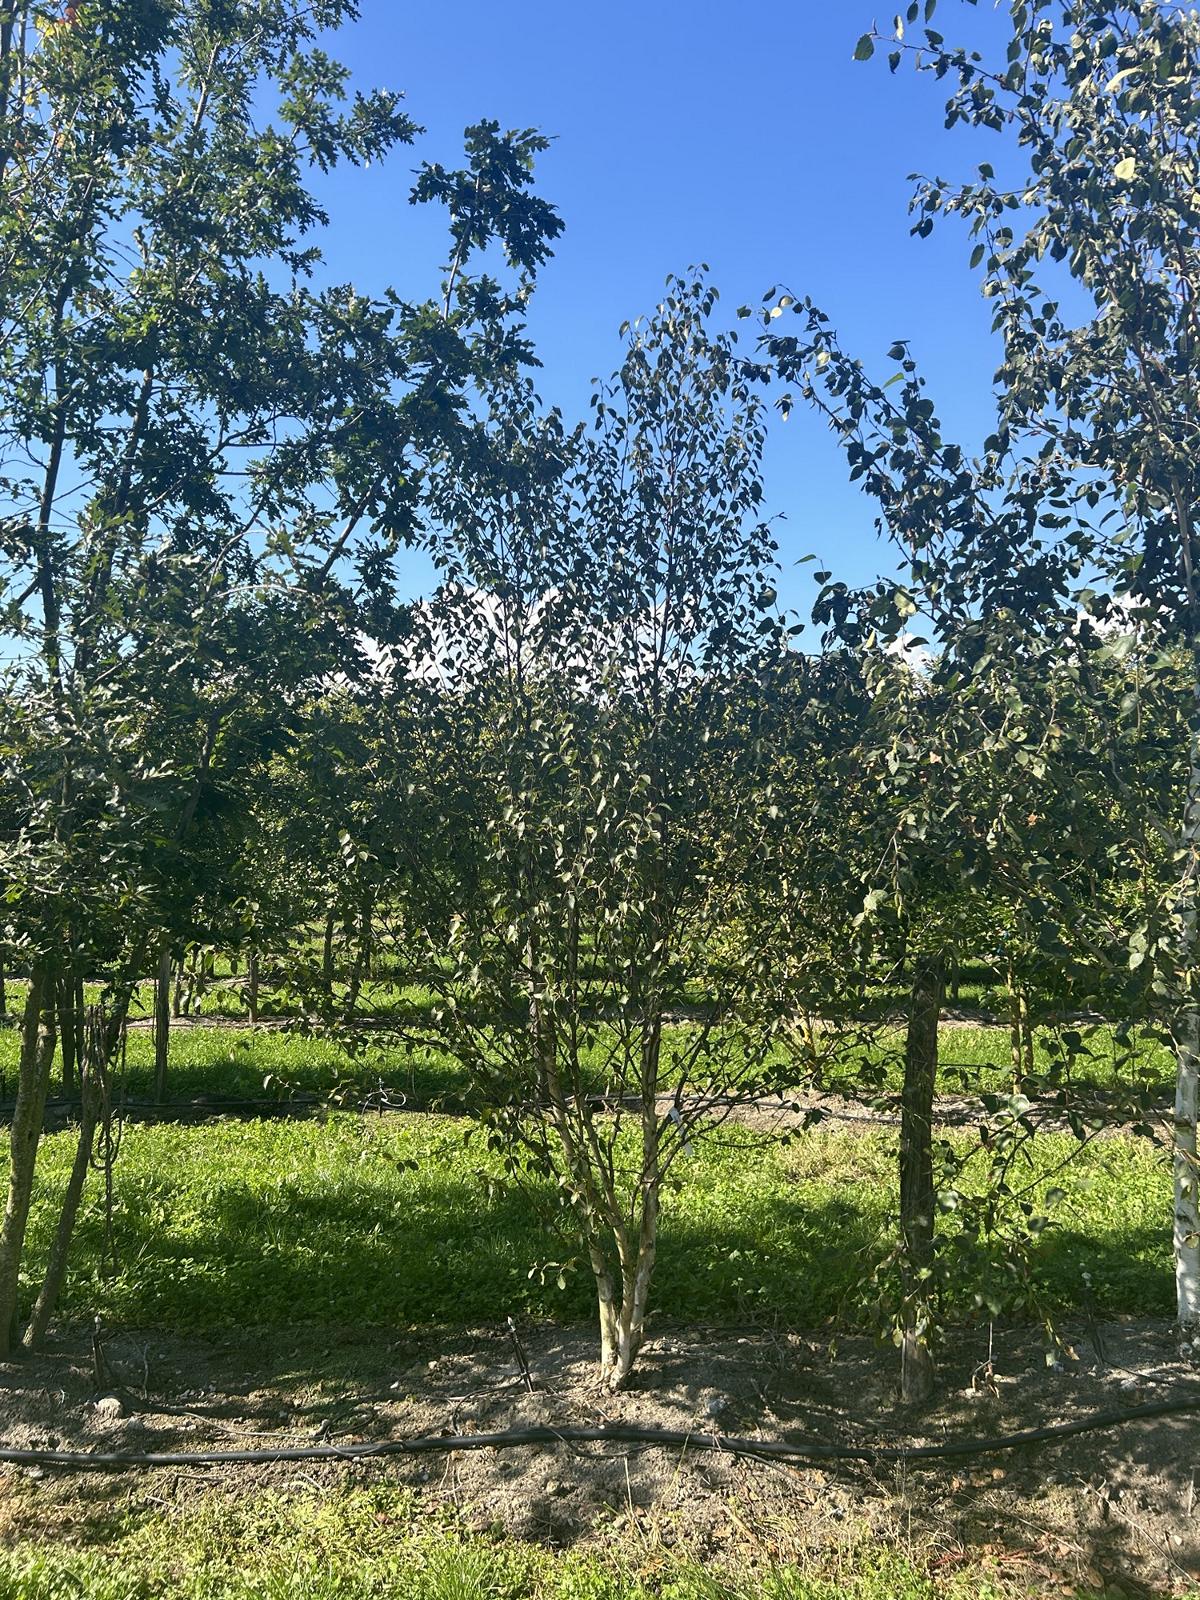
(353, 274), (831, 1386)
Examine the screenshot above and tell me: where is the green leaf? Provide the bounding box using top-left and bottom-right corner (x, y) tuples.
(854, 34), (875, 61)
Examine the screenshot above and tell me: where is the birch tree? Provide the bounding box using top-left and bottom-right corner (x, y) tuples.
(375, 276), (826, 1389)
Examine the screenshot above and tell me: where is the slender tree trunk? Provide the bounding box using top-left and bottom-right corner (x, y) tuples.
(899, 952), (944, 1404)
(247, 950), (260, 1025)
(322, 911), (336, 997)
(593, 1245), (622, 1384)
(58, 974), (77, 1098)
(23, 1049), (101, 1352)
(1006, 961), (1024, 1090)
(1020, 988), (1035, 1081)
(345, 896), (374, 1017)
(0, 965), (57, 1357)
(0, 963), (6, 1017)
(1175, 1010), (1199, 1341)
(1174, 684), (1200, 1341)
(153, 942), (171, 1103)
(603, 1192), (660, 1391)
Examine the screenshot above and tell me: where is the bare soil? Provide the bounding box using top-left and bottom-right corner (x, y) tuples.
(2, 1317), (1199, 1594)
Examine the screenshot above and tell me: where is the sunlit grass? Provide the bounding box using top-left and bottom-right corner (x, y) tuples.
(6, 1115), (1171, 1336)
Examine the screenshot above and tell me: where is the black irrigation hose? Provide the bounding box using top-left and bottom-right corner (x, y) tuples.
(3, 1394), (1200, 1474)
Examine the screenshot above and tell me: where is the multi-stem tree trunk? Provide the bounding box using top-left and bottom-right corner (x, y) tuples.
(23, 1042), (102, 1352)
(0, 964), (57, 1357)
(600, 1186), (659, 1390)
(595, 1018), (663, 1390)
(899, 952), (944, 1404)
(529, 956), (661, 1392)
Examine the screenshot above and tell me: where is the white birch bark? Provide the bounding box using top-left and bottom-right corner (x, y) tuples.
(1174, 684), (1200, 1341)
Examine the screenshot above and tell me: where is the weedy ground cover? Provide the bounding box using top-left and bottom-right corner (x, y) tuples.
(0, 1487), (1177, 1600)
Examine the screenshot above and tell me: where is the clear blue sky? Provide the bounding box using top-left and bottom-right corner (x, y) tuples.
(312, 1), (1019, 616)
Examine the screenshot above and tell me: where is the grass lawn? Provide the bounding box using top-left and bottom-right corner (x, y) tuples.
(7, 1115), (1171, 1335)
(0, 1013), (1178, 1111)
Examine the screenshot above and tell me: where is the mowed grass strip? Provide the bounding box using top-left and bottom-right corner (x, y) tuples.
(4, 1115), (1172, 1334)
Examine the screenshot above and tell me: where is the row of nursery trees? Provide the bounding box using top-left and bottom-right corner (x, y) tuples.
(1, 0), (1199, 1398)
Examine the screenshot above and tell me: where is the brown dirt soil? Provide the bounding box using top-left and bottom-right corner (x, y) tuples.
(2, 1317), (1199, 1594)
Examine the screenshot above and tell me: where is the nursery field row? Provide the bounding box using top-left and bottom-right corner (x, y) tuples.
(0, 1022), (1178, 1110)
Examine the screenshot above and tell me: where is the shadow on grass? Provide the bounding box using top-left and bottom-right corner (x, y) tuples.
(31, 1152), (1172, 1337)
(36, 1165), (890, 1335)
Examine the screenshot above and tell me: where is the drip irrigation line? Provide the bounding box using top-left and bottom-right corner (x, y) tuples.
(3, 1394), (1200, 1474)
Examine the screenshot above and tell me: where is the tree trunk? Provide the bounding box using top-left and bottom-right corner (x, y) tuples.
(247, 950), (260, 1025)
(1175, 1011), (1199, 1341)
(153, 942), (171, 1103)
(1006, 960), (1023, 1090)
(345, 897), (374, 1018)
(0, 965), (57, 1357)
(899, 952), (944, 1404)
(0, 963), (6, 1017)
(1174, 688), (1200, 1342)
(58, 974), (78, 1099)
(322, 911), (336, 997)
(23, 1051), (101, 1352)
(593, 1248), (622, 1386)
(1020, 988), (1035, 1081)
(598, 1100), (661, 1393)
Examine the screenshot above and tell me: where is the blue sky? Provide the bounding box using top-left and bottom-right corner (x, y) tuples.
(311, 1), (1019, 616)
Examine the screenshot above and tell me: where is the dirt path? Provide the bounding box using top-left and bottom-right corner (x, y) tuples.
(2, 1318), (1198, 1593)
(3, 1081), (1172, 1143)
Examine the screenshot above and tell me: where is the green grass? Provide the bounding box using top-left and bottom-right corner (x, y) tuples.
(8, 1115), (1172, 1335)
(0, 973), (441, 1025)
(0, 1487), (1177, 1599)
(850, 1021), (1176, 1097)
(0, 1012), (1177, 1112)
(0, 1025), (469, 1105)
